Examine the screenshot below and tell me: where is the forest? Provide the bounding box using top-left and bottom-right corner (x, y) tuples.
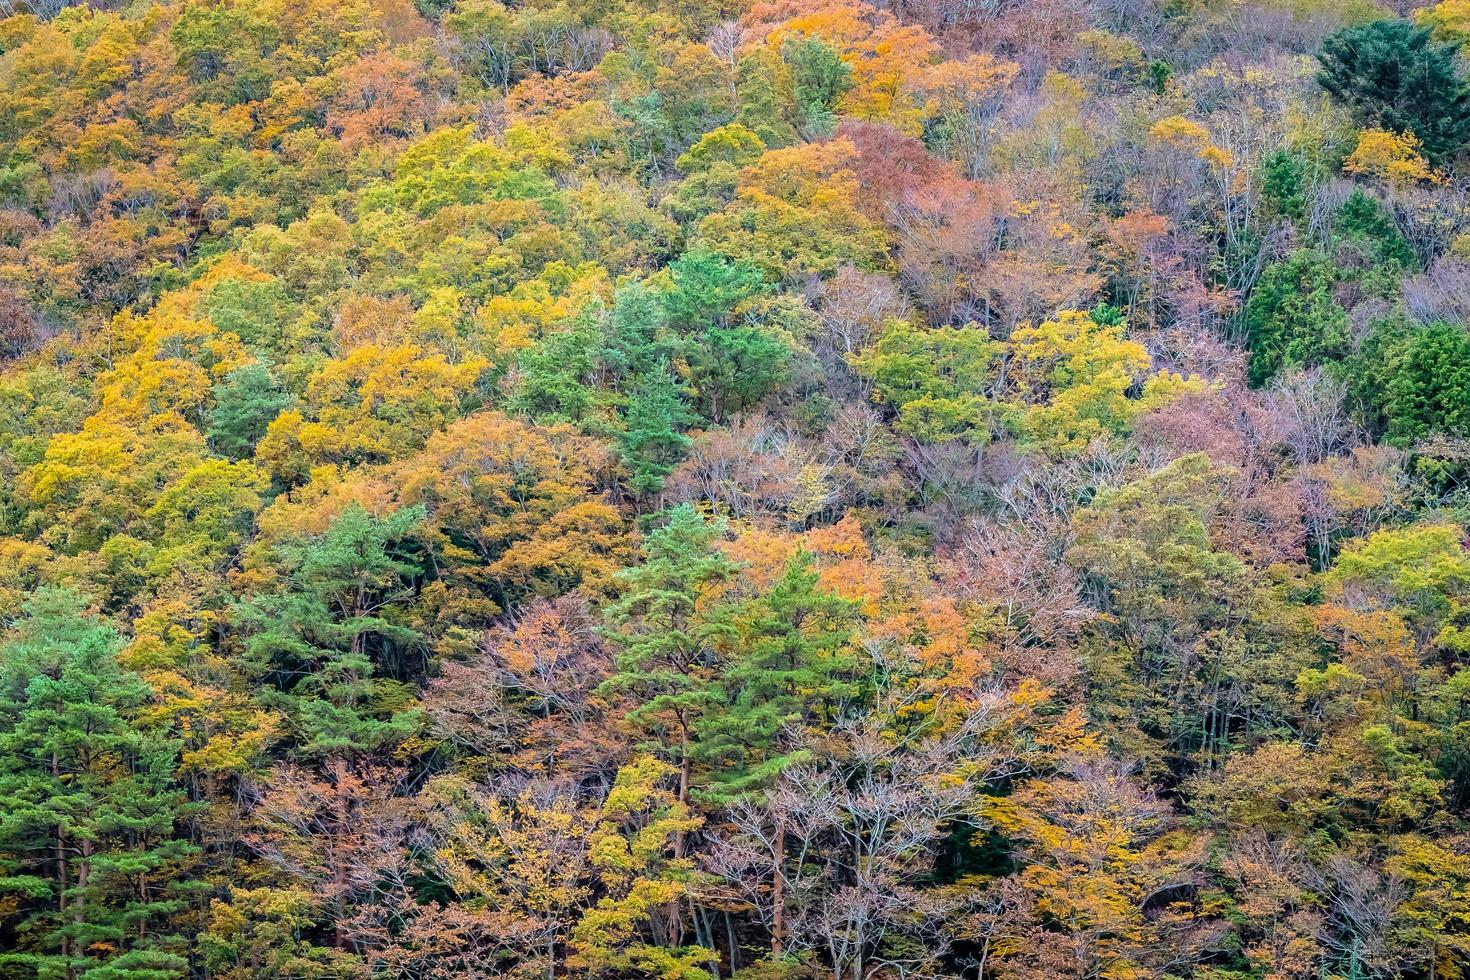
(2, 0), (1470, 975)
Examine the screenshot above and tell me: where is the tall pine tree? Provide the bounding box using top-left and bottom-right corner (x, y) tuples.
(600, 505), (736, 817)
(694, 551), (860, 801)
(234, 505), (427, 761)
(0, 588), (198, 979)
(618, 365), (695, 498)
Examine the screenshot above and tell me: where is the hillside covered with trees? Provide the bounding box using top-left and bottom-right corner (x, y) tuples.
(4, 0), (1470, 976)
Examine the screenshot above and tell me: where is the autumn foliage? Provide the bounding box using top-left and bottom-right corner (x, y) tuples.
(2, 0), (1470, 977)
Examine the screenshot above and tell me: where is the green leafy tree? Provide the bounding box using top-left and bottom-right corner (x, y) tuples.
(1068, 456), (1288, 770)
(197, 277), (298, 354)
(674, 124), (767, 175)
(0, 589), (197, 980)
(783, 37), (852, 138)
(1245, 249), (1351, 386)
(850, 318), (1002, 441)
(735, 50), (799, 148)
(1317, 18), (1470, 163)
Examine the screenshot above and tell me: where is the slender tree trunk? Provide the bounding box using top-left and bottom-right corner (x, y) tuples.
(726, 912), (739, 973)
(675, 722), (691, 858)
(662, 724), (691, 948)
(771, 812), (786, 957)
(53, 749), (71, 972)
(333, 764), (350, 950)
(75, 837), (92, 950)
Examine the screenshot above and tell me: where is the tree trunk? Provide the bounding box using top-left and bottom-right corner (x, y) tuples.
(726, 912), (739, 973)
(675, 723), (691, 858)
(53, 749), (70, 973)
(75, 836), (93, 969)
(333, 763), (350, 950)
(771, 812), (786, 957)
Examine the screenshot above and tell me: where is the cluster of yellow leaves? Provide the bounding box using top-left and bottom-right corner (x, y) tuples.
(1344, 128), (1440, 186)
(1418, 0), (1470, 52)
(18, 264), (274, 559)
(697, 138), (888, 281)
(1006, 310), (1208, 454)
(985, 755), (1211, 979)
(1148, 114), (1232, 169)
(241, 410), (623, 614)
(256, 344), (487, 480)
(422, 755), (715, 980)
(477, 264), (610, 359)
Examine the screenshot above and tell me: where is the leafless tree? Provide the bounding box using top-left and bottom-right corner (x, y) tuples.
(705, 688), (1035, 979)
(812, 266), (909, 358)
(1265, 366), (1358, 465)
(1305, 855), (1415, 980)
(1404, 256), (1470, 326)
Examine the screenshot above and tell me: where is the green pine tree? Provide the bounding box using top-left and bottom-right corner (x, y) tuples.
(234, 505), (426, 760)
(1317, 18), (1470, 164)
(662, 249), (769, 333)
(0, 588), (198, 980)
(685, 325), (792, 424)
(508, 318), (597, 424)
(618, 364), (695, 497)
(693, 551), (860, 802)
(206, 363), (293, 461)
(599, 505), (737, 810)
(594, 281), (675, 383)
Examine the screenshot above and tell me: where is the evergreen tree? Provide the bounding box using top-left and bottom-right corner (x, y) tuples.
(1317, 18), (1470, 164)
(693, 553), (860, 960)
(234, 505), (426, 760)
(206, 363), (293, 461)
(1261, 149), (1312, 221)
(685, 325), (792, 423)
(599, 505), (737, 811)
(595, 281), (674, 382)
(694, 551), (860, 801)
(662, 250), (768, 333)
(1383, 321), (1470, 444)
(1245, 249), (1351, 386)
(1332, 187), (1415, 270)
(508, 320), (597, 424)
(618, 364), (695, 497)
(0, 589), (197, 979)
